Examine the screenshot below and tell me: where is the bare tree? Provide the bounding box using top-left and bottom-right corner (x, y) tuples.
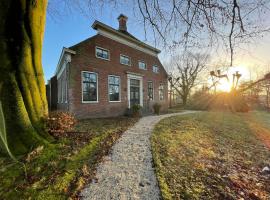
(169, 53), (209, 106)
(62, 0), (270, 65)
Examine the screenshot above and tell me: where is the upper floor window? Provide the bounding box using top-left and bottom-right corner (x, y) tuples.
(120, 55), (131, 66)
(108, 75), (120, 102)
(159, 83), (164, 101)
(82, 72), (98, 102)
(153, 65), (159, 73)
(138, 61), (147, 70)
(148, 81), (154, 101)
(96, 47), (109, 60)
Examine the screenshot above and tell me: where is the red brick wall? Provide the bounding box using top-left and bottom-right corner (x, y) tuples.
(68, 34), (168, 118)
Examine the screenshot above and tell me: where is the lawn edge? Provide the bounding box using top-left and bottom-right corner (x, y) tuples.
(151, 120), (173, 200)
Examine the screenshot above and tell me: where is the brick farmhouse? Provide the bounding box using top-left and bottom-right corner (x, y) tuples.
(47, 14), (168, 118)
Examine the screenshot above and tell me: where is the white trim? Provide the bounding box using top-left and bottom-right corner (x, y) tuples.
(120, 54), (131, 66)
(108, 75), (121, 102)
(98, 29), (158, 57)
(55, 47), (75, 77)
(92, 20), (161, 55)
(65, 66), (68, 103)
(138, 60), (147, 70)
(81, 71), (99, 103)
(95, 46), (110, 61)
(127, 73), (143, 108)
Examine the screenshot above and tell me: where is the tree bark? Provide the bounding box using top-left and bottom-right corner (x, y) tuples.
(182, 94), (188, 106)
(0, 0), (49, 155)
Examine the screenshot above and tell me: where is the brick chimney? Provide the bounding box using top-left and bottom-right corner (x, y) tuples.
(117, 14), (128, 32)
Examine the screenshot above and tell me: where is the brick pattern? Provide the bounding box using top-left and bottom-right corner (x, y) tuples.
(60, 34), (168, 118)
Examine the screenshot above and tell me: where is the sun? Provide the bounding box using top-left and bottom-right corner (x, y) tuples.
(213, 65), (249, 92)
(217, 78), (232, 92)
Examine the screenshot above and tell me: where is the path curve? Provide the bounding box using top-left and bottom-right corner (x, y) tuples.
(80, 111), (198, 200)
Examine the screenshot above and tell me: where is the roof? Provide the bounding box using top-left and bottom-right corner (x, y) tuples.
(54, 47), (76, 76)
(92, 20), (161, 54)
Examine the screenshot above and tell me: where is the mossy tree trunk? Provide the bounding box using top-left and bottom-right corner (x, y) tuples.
(0, 0), (49, 155)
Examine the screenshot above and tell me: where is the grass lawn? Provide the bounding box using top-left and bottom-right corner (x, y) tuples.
(151, 111), (270, 200)
(0, 117), (137, 199)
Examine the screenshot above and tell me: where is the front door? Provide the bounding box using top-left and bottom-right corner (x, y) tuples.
(130, 79), (140, 107)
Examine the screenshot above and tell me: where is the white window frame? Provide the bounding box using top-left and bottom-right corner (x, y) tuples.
(147, 81), (154, 101)
(95, 46), (110, 61)
(120, 54), (131, 66)
(65, 76), (68, 103)
(61, 77), (64, 103)
(138, 60), (147, 70)
(159, 83), (164, 101)
(153, 65), (159, 73)
(108, 75), (121, 102)
(81, 71), (99, 103)
(57, 78), (61, 103)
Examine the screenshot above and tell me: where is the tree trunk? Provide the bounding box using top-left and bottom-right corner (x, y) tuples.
(182, 95), (188, 106)
(0, 0), (49, 155)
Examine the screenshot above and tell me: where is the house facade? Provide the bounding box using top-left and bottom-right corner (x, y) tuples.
(47, 14), (168, 118)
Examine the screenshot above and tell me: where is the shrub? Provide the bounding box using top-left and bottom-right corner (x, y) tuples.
(131, 104), (142, 117)
(229, 93), (250, 112)
(153, 103), (162, 115)
(46, 111), (77, 137)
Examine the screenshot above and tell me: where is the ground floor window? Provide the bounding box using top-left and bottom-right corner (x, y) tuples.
(148, 81), (154, 100)
(82, 72), (98, 102)
(108, 75), (120, 102)
(159, 83), (164, 101)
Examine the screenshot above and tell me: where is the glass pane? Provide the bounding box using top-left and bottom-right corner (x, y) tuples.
(96, 48), (108, 59)
(139, 61), (146, 69)
(109, 76), (114, 84)
(90, 74), (96, 82)
(130, 79), (140, 86)
(82, 71), (97, 101)
(114, 77), (119, 84)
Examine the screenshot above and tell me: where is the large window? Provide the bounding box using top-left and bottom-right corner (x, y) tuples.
(138, 61), (147, 70)
(148, 81), (154, 101)
(108, 75), (120, 102)
(153, 65), (159, 73)
(159, 83), (164, 101)
(120, 55), (131, 66)
(96, 47), (109, 60)
(82, 72), (98, 102)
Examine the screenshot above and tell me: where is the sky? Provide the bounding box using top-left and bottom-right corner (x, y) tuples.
(42, 2), (147, 82)
(42, 2), (270, 83)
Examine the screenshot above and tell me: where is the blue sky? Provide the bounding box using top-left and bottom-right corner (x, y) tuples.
(42, 3), (270, 82)
(42, 4), (147, 82)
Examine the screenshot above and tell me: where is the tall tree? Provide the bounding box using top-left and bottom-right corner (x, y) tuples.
(0, 0), (49, 155)
(169, 53), (209, 106)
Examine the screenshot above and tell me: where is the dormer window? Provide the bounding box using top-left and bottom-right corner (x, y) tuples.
(138, 61), (147, 70)
(153, 65), (159, 73)
(96, 46), (110, 60)
(120, 54), (131, 66)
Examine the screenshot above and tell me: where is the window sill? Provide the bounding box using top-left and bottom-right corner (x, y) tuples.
(109, 100), (121, 103)
(96, 55), (110, 61)
(82, 101), (99, 104)
(120, 63), (131, 66)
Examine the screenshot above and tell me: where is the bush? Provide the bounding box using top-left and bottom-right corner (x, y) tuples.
(153, 103), (162, 115)
(189, 90), (250, 112)
(131, 104), (142, 117)
(46, 111), (77, 137)
(229, 93), (250, 112)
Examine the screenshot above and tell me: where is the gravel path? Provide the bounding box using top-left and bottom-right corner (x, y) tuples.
(80, 111), (197, 200)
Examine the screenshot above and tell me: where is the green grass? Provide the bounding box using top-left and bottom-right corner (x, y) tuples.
(151, 111), (270, 200)
(0, 117), (137, 199)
